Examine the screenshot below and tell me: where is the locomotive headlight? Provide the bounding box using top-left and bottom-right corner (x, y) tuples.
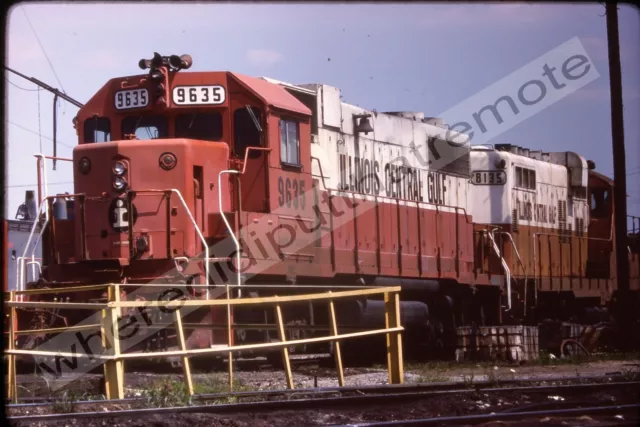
(113, 176), (128, 191)
(78, 157), (91, 175)
(159, 152), (177, 170)
(113, 161), (127, 176)
(495, 158), (507, 169)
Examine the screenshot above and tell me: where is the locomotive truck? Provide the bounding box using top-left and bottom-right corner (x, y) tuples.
(11, 53), (640, 366)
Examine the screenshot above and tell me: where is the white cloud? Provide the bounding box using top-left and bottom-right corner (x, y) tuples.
(246, 49), (284, 68)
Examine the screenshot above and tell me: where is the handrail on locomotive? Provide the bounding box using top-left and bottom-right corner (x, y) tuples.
(485, 227), (513, 312)
(497, 229), (529, 313)
(218, 146), (273, 299)
(22, 146), (276, 296)
(18, 154), (68, 293)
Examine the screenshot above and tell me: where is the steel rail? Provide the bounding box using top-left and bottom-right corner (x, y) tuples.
(7, 394), (640, 424)
(6, 373), (635, 406)
(334, 403), (640, 426)
(195, 376), (640, 401)
(7, 379), (640, 418)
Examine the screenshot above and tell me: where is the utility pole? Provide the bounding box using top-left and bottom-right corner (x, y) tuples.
(5, 66), (84, 170)
(606, 3), (632, 346)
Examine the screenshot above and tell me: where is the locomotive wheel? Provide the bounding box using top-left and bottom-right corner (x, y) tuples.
(266, 350), (284, 369)
(265, 317), (310, 368)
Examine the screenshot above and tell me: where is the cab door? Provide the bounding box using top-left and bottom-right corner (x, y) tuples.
(230, 99), (269, 213)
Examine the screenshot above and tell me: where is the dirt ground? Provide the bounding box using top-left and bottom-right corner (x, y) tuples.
(13, 357), (640, 398)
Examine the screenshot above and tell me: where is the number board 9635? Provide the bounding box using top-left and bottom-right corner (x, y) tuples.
(471, 170), (507, 185)
(172, 85), (226, 105)
(114, 88), (149, 110)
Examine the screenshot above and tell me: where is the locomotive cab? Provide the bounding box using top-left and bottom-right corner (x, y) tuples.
(586, 171), (614, 279)
(41, 53), (312, 286)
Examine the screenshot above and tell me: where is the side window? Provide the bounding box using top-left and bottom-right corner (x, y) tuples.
(590, 188), (610, 218)
(280, 119), (300, 166)
(515, 167), (535, 190)
(175, 113), (223, 141)
(84, 117), (111, 143)
(529, 170), (536, 190)
(122, 115), (168, 139)
(233, 106), (262, 158)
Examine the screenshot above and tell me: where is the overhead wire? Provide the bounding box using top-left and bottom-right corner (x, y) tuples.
(5, 182), (73, 188)
(21, 6), (66, 94)
(8, 120), (75, 149)
(6, 78), (41, 92)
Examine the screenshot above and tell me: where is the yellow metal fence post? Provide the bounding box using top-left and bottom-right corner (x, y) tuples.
(274, 301), (294, 389)
(101, 284), (124, 399)
(226, 283), (233, 393)
(174, 308), (194, 396)
(8, 290), (18, 403)
(327, 292), (345, 387)
(384, 291), (404, 384)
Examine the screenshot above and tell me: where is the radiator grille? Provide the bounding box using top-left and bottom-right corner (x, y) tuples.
(576, 217), (585, 237)
(558, 200), (567, 242)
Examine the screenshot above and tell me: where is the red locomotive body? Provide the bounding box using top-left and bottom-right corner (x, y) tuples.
(13, 53), (640, 364)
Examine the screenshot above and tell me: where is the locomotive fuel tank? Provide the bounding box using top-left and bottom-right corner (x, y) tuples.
(334, 298), (432, 364)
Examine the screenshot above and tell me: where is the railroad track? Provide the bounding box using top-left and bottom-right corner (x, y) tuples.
(7, 372), (635, 405)
(334, 404), (640, 426)
(7, 376), (640, 425)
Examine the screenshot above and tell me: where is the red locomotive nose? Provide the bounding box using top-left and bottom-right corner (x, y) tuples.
(69, 138), (230, 263)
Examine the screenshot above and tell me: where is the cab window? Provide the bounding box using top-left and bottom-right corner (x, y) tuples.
(122, 115), (168, 139)
(515, 166), (535, 190)
(280, 119), (300, 166)
(233, 106), (262, 158)
(590, 188), (610, 218)
(175, 112), (223, 141)
(84, 117), (111, 143)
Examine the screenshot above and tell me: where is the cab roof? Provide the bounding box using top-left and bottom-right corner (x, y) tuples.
(230, 72), (312, 116)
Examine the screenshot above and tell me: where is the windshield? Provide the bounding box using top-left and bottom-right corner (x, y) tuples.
(175, 112), (223, 141)
(121, 115), (168, 139)
(84, 117), (111, 143)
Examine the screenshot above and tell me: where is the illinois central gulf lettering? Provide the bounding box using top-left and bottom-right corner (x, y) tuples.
(384, 163), (424, 201)
(337, 154), (449, 204)
(338, 154), (435, 202)
(338, 154), (381, 195)
(517, 198), (533, 221)
(426, 171), (446, 205)
(534, 203), (548, 223)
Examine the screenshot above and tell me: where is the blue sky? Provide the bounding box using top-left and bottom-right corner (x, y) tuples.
(5, 2), (640, 220)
